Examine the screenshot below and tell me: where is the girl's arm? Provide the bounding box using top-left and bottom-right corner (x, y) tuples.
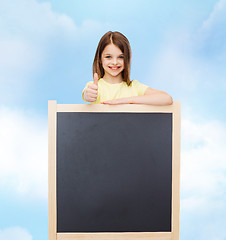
(131, 87), (173, 105)
(102, 87), (173, 105)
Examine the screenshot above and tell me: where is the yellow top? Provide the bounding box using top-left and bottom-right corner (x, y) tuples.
(82, 78), (149, 104)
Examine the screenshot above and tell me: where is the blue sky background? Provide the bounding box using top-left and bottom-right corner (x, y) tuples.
(0, 0), (226, 239)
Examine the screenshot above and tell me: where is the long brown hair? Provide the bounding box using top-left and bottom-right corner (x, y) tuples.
(93, 31), (132, 86)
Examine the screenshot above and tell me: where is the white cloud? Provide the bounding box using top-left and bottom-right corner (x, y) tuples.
(0, 227), (32, 240)
(181, 117), (226, 202)
(0, 0), (107, 73)
(0, 0), (77, 103)
(148, 31), (200, 94)
(180, 117), (226, 239)
(197, 0), (226, 61)
(0, 107), (48, 200)
(202, 0), (226, 30)
(0, 0), (77, 81)
(148, 0), (226, 98)
(0, 0), (77, 40)
(0, 0), (106, 103)
(0, 38), (42, 100)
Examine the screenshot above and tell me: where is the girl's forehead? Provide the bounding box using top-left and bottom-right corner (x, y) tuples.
(102, 44), (123, 54)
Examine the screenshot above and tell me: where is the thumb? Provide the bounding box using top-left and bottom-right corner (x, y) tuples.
(93, 73), (99, 85)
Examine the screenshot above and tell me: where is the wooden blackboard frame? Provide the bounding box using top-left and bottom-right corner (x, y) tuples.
(48, 101), (181, 240)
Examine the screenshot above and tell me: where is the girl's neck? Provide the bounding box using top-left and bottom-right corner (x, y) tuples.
(102, 73), (123, 84)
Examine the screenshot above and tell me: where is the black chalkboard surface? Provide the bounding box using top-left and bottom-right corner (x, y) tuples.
(57, 112), (172, 233)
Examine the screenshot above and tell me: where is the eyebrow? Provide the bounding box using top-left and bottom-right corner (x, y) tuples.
(103, 53), (124, 56)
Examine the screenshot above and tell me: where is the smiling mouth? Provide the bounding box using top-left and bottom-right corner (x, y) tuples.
(109, 66), (121, 70)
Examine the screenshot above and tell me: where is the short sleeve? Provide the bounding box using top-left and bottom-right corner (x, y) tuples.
(132, 80), (149, 96)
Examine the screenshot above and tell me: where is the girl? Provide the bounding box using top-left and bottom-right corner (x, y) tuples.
(82, 31), (173, 105)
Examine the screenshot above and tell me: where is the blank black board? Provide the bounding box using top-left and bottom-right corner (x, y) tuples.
(57, 112), (172, 232)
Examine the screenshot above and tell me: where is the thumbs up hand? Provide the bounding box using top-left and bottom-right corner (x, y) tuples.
(93, 72), (98, 86)
(83, 73), (99, 102)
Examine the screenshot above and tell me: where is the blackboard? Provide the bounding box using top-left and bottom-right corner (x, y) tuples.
(48, 101), (181, 240)
(57, 112), (172, 232)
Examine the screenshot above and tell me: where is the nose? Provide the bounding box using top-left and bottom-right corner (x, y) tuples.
(112, 57), (118, 65)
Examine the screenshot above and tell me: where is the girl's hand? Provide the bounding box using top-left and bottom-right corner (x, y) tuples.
(101, 97), (132, 105)
(84, 73), (99, 102)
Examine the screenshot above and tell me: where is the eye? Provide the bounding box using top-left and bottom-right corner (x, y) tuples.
(105, 56), (111, 59)
(119, 56), (124, 59)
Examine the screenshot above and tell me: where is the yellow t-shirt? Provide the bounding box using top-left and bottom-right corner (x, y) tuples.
(82, 78), (149, 104)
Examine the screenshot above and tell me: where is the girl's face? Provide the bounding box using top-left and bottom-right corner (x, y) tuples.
(101, 43), (124, 78)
